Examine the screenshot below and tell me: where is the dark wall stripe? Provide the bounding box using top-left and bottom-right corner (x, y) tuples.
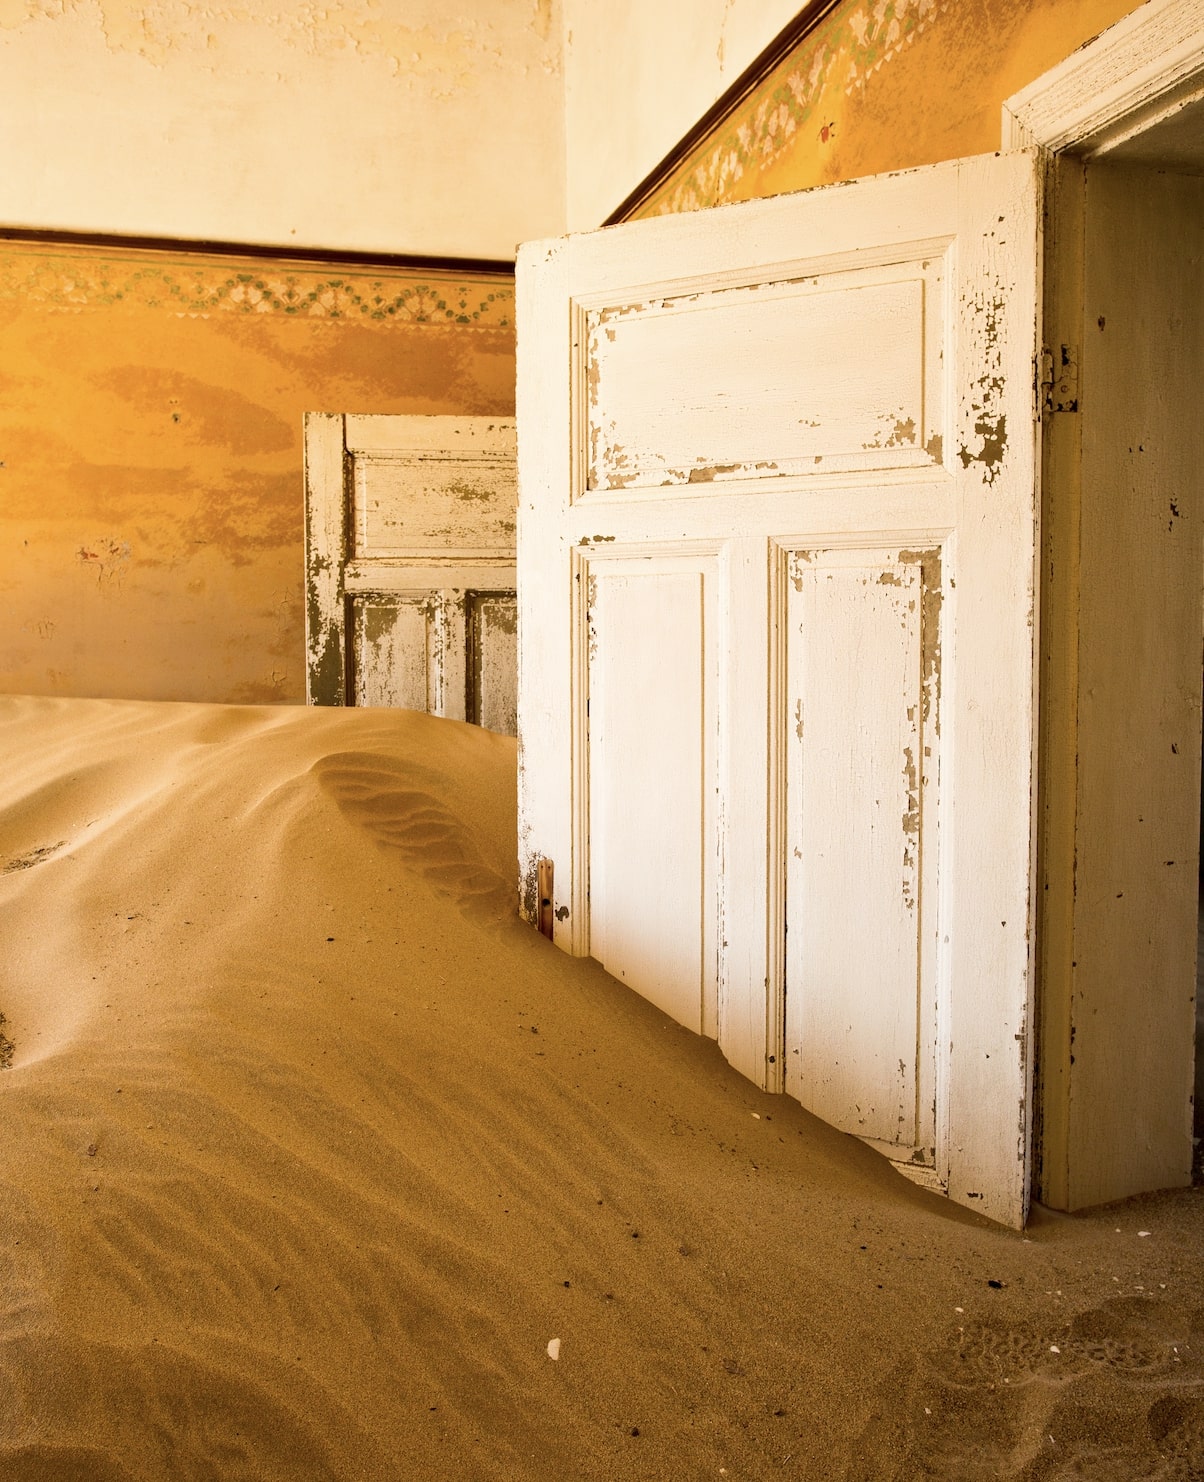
(603, 0), (845, 226)
(0, 226), (513, 276)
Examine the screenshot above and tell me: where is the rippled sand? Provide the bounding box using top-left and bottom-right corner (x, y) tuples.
(0, 696), (1201, 1481)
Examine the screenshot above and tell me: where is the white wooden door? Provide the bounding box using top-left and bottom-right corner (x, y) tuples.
(304, 414), (517, 734)
(517, 152), (1042, 1227)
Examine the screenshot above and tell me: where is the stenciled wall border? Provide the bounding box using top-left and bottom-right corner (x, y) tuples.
(610, 0), (950, 223)
(0, 233), (514, 328)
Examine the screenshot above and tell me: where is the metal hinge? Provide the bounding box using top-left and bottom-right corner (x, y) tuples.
(537, 858), (555, 940)
(1038, 344), (1079, 415)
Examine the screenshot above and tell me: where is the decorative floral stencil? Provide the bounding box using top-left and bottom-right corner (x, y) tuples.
(0, 243), (514, 328)
(636, 0), (948, 218)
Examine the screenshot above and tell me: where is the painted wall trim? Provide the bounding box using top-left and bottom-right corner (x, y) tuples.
(1001, 0), (1204, 153)
(602, 0), (845, 226)
(0, 236), (514, 329)
(0, 227), (514, 277)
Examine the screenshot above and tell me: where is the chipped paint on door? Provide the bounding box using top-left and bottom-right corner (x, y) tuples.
(304, 413), (518, 733)
(784, 546), (942, 1181)
(519, 149), (1042, 1228)
(582, 256), (947, 495)
(470, 593), (519, 734)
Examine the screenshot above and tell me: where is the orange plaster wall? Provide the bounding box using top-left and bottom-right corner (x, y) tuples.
(636, 0), (1147, 217)
(0, 244), (515, 703)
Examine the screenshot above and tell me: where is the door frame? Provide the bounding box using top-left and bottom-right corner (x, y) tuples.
(1002, 0), (1204, 156)
(1003, 0), (1204, 1209)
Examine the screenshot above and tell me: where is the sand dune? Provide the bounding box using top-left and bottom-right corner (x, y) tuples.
(0, 695), (1201, 1481)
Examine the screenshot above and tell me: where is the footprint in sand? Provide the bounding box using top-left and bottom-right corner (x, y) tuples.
(1149, 1393), (1204, 1477)
(312, 752), (513, 926)
(1064, 1294), (1202, 1378)
(845, 1297), (1204, 1480)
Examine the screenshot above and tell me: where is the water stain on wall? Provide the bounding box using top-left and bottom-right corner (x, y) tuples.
(0, 0), (561, 86)
(97, 367), (294, 457)
(0, 242), (515, 704)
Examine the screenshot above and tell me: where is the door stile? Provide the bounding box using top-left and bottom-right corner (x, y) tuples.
(929, 537), (955, 1199)
(717, 536), (778, 1085)
(765, 541), (791, 1097)
(517, 239), (578, 942)
(303, 411), (351, 706)
(571, 542), (593, 958)
(941, 154), (1043, 1223)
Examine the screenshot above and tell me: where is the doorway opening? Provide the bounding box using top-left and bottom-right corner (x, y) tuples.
(1198, 646), (1204, 1182)
(1034, 120), (1204, 1209)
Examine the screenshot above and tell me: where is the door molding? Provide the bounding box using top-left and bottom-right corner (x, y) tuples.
(1002, 0), (1204, 155)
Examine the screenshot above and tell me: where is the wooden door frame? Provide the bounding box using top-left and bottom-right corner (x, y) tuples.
(1002, 0), (1204, 156)
(1003, 0), (1204, 1208)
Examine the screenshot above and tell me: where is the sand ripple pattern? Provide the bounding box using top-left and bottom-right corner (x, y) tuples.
(0, 1335), (341, 1482)
(313, 751), (514, 925)
(1, 698), (1201, 1482)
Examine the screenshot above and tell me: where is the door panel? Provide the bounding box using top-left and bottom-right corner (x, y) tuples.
(355, 455), (516, 555)
(585, 255), (946, 492)
(304, 413), (517, 734)
(783, 547), (940, 1170)
(518, 152), (1041, 1225)
(586, 560), (718, 1034)
(351, 595), (433, 709)
(470, 593), (519, 735)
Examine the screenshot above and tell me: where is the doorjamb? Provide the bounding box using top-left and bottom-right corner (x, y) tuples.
(1003, 0), (1204, 1208)
(1002, 0), (1204, 156)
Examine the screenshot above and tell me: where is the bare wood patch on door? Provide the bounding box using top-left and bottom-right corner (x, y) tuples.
(958, 287), (1009, 484)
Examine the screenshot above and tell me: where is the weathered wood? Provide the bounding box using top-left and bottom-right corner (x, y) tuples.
(351, 596), (432, 709)
(303, 412), (351, 706)
(303, 413), (518, 734)
(784, 550), (934, 1160)
(1035, 155), (1087, 1212)
(353, 457), (516, 556)
(470, 593), (518, 734)
(1002, 0), (1204, 154)
(518, 151), (1042, 1227)
(1050, 162), (1204, 1208)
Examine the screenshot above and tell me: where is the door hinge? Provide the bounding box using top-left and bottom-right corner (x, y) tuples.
(1038, 344), (1079, 416)
(537, 857), (555, 940)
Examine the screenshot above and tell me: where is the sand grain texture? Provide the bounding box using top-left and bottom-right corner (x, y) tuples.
(0, 696), (1201, 1481)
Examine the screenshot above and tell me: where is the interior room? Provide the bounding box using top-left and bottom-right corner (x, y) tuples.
(2, 2), (1202, 1478)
